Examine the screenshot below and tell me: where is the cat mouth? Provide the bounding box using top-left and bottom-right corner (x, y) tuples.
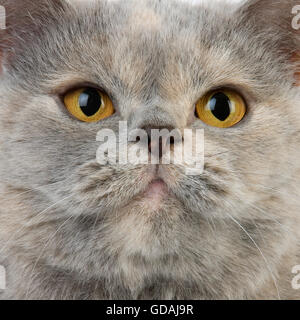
(136, 165), (182, 206)
(138, 178), (169, 210)
(143, 178), (168, 198)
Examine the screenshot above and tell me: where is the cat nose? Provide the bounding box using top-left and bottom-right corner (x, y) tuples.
(127, 106), (182, 159)
(141, 126), (177, 159)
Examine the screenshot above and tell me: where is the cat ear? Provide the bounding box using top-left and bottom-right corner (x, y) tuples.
(0, 0), (66, 73)
(238, 0), (300, 86)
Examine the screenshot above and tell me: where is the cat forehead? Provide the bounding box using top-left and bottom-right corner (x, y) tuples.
(63, 0), (241, 33)
(65, 0), (244, 5)
(65, 0), (245, 16)
(64, 0), (223, 33)
(3, 0), (291, 101)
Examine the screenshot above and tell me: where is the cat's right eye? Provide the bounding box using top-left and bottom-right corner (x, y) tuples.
(64, 87), (115, 122)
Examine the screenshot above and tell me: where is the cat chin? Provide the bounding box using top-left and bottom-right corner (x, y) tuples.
(107, 202), (184, 259)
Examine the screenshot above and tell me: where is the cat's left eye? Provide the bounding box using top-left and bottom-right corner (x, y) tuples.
(64, 87), (115, 122)
(195, 89), (246, 128)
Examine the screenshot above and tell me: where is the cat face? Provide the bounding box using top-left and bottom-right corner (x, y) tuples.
(0, 0), (299, 299)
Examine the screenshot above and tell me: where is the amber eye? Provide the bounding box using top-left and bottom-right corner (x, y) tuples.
(195, 90), (246, 128)
(64, 88), (115, 122)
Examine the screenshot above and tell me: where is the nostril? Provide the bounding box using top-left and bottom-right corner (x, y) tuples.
(169, 136), (175, 145)
(142, 125), (178, 159)
(148, 135), (151, 153)
(158, 137), (163, 159)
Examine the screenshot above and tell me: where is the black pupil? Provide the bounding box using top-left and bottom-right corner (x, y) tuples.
(79, 88), (102, 117)
(209, 92), (231, 121)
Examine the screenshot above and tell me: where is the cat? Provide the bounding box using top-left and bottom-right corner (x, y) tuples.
(0, 0), (299, 300)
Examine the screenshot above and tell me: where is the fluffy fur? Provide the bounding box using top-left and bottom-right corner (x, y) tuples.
(0, 0), (299, 299)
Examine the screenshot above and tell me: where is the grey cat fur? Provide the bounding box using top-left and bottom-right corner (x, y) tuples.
(0, 0), (300, 299)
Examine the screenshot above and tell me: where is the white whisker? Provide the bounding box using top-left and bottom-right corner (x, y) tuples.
(224, 210), (281, 300)
(25, 213), (78, 300)
(0, 194), (73, 255)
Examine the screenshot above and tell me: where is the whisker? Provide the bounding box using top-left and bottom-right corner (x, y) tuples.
(25, 213), (79, 300)
(223, 209), (281, 300)
(205, 151), (231, 158)
(0, 194), (73, 255)
(0, 180), (64, 199)
(224, 168), (299, 182)
(248, 203), (291, 233)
